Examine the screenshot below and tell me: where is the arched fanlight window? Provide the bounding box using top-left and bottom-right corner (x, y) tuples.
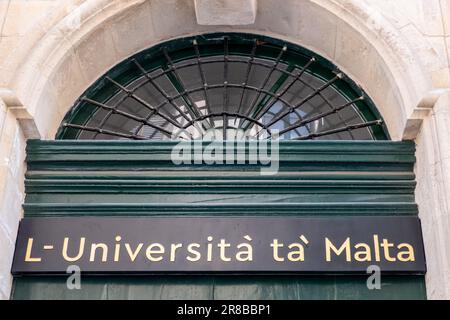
(57, 33), (389, 140)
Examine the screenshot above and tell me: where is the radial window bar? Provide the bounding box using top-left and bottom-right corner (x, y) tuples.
(61, 35), (385, 141)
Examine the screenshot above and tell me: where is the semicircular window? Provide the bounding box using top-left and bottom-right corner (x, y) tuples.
(57, 33), (388, 140)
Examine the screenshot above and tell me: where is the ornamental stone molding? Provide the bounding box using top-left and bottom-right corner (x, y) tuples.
(0, 0), (449, 299)
(0, 0), (444, 140)
(194, 0), (258, 25)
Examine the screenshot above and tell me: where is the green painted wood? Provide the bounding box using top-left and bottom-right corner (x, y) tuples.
(25, 179), (415, 194)
(26, 140), (415, 172)
(13, 139), (425, 299)
(22, 140), (418, 217)
(24, 194), (415, 206)
(12, 276), (426, 300)
(22, 202), (419, 217)
(25, 171), (416, 180)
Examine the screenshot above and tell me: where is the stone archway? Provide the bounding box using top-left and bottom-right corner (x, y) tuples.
(1, 0), (449, 299)
(2, 0), (434, 140)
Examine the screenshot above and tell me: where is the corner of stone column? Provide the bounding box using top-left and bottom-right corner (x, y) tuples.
(0, 88), (41, 140)
(402, 89), (450, 141)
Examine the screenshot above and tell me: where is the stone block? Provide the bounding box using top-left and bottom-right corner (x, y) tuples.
(0, 2), (8, 30)
(195, 0), (257, 25)
(110, 1), (156, 58)
(334, 17), (406, 140)
(441, 0), (450, 35)
(0, 223), (13, 300)
(46, 47), (87, 121)
(150, 0), (201, 40)
(296, 1), (337, 61)
(400, 24), (448, 72)
(255, 0), (299, 35)
(73, 24), (120, 89)
(1, 0), (57, 37)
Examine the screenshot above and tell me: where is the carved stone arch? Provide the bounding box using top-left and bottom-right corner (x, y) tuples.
(3, 0), (433, 140)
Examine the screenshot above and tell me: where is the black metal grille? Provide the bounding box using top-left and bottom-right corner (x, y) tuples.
(60, 34), (386, 140)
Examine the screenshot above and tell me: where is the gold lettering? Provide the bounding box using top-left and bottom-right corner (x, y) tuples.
(236, 235), (253, 262)
(62, 237), (85, 262)
(89, 243), (108, 262)
(207, 236), (213, 262)
(354, 243), (371, 262)
(218, 239), (231, 262)
(170, 243), (182, 262)
(373, 235), (381, 262)
(186, 243), (201, 262)
(397, 243), (415, 262)
(146, 243), (164, 261)
(380, 238), (396, 262)
(24, 238), (41, 262)
(270, 239), (284, 262)
(287, 243), (304, 262)
(125, 243), (143, 262)
(114, 236), (121, 262)
(325, 237), (351, 262)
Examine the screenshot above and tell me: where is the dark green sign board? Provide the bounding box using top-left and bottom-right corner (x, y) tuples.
(12, 216), (426, 275)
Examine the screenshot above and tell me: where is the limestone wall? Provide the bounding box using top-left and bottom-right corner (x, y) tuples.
(0, 0), (449, 299)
